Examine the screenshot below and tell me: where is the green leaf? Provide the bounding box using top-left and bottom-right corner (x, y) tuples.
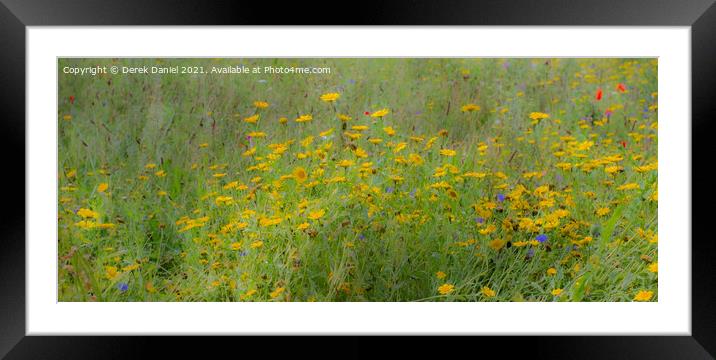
(599, 202), (626, 251)
(571, 272), (592, 302)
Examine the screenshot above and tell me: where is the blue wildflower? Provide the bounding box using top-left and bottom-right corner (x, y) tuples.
(117, 282), (128, 292)
(536, 234), (548, 243)
(497, 193), (506, 202)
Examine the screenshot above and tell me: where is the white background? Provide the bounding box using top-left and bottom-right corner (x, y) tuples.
(27, 27), (690, 335)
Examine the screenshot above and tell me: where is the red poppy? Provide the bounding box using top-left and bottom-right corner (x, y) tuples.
(364, 111), (370, 115)
(616, 83), (627, 92)
(595, 88), (603, 101)
(69, 95), (75, 104)
(621, 141), (627, 148)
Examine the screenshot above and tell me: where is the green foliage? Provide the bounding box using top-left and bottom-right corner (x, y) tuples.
(57, 58), (658, 302)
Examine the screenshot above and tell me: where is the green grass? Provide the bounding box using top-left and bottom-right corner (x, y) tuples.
(57, 58), (658, 302)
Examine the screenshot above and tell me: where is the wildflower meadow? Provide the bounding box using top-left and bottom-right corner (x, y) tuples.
(58, 58), (657, 302)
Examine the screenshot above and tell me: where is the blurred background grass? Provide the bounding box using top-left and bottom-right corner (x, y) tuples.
(57, 58), (657, 302)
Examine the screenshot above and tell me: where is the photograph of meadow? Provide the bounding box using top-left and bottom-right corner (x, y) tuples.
(58, 58), (657, 302)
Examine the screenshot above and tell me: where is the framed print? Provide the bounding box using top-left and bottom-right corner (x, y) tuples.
(2, 0), (715, 358)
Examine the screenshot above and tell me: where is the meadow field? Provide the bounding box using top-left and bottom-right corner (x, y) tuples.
(57, 58), (658, 302)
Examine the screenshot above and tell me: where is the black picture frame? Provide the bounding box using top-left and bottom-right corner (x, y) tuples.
(1, 0), (714, 358)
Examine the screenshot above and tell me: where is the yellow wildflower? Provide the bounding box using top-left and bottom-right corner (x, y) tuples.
(244, 114), (260, 123)
(596, 207), (611, 217)
(617, 183), (640, 191)
(438, 283), (455, 295)
(254, 100), (269, 108)
(105, 266), (119, 280)
(461, 104), (481, 112)
(633, 290), (654, 301)
(481, 286), (496, 297)
(97, 183), (109, 193)
(295, 114), (313, 123)
(308, 209), (326, 220)
(439, 149), (456, 157)
(320, 93), (340, 102)
(371, 108), (389, 118)
(270, 287), (285, 299)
